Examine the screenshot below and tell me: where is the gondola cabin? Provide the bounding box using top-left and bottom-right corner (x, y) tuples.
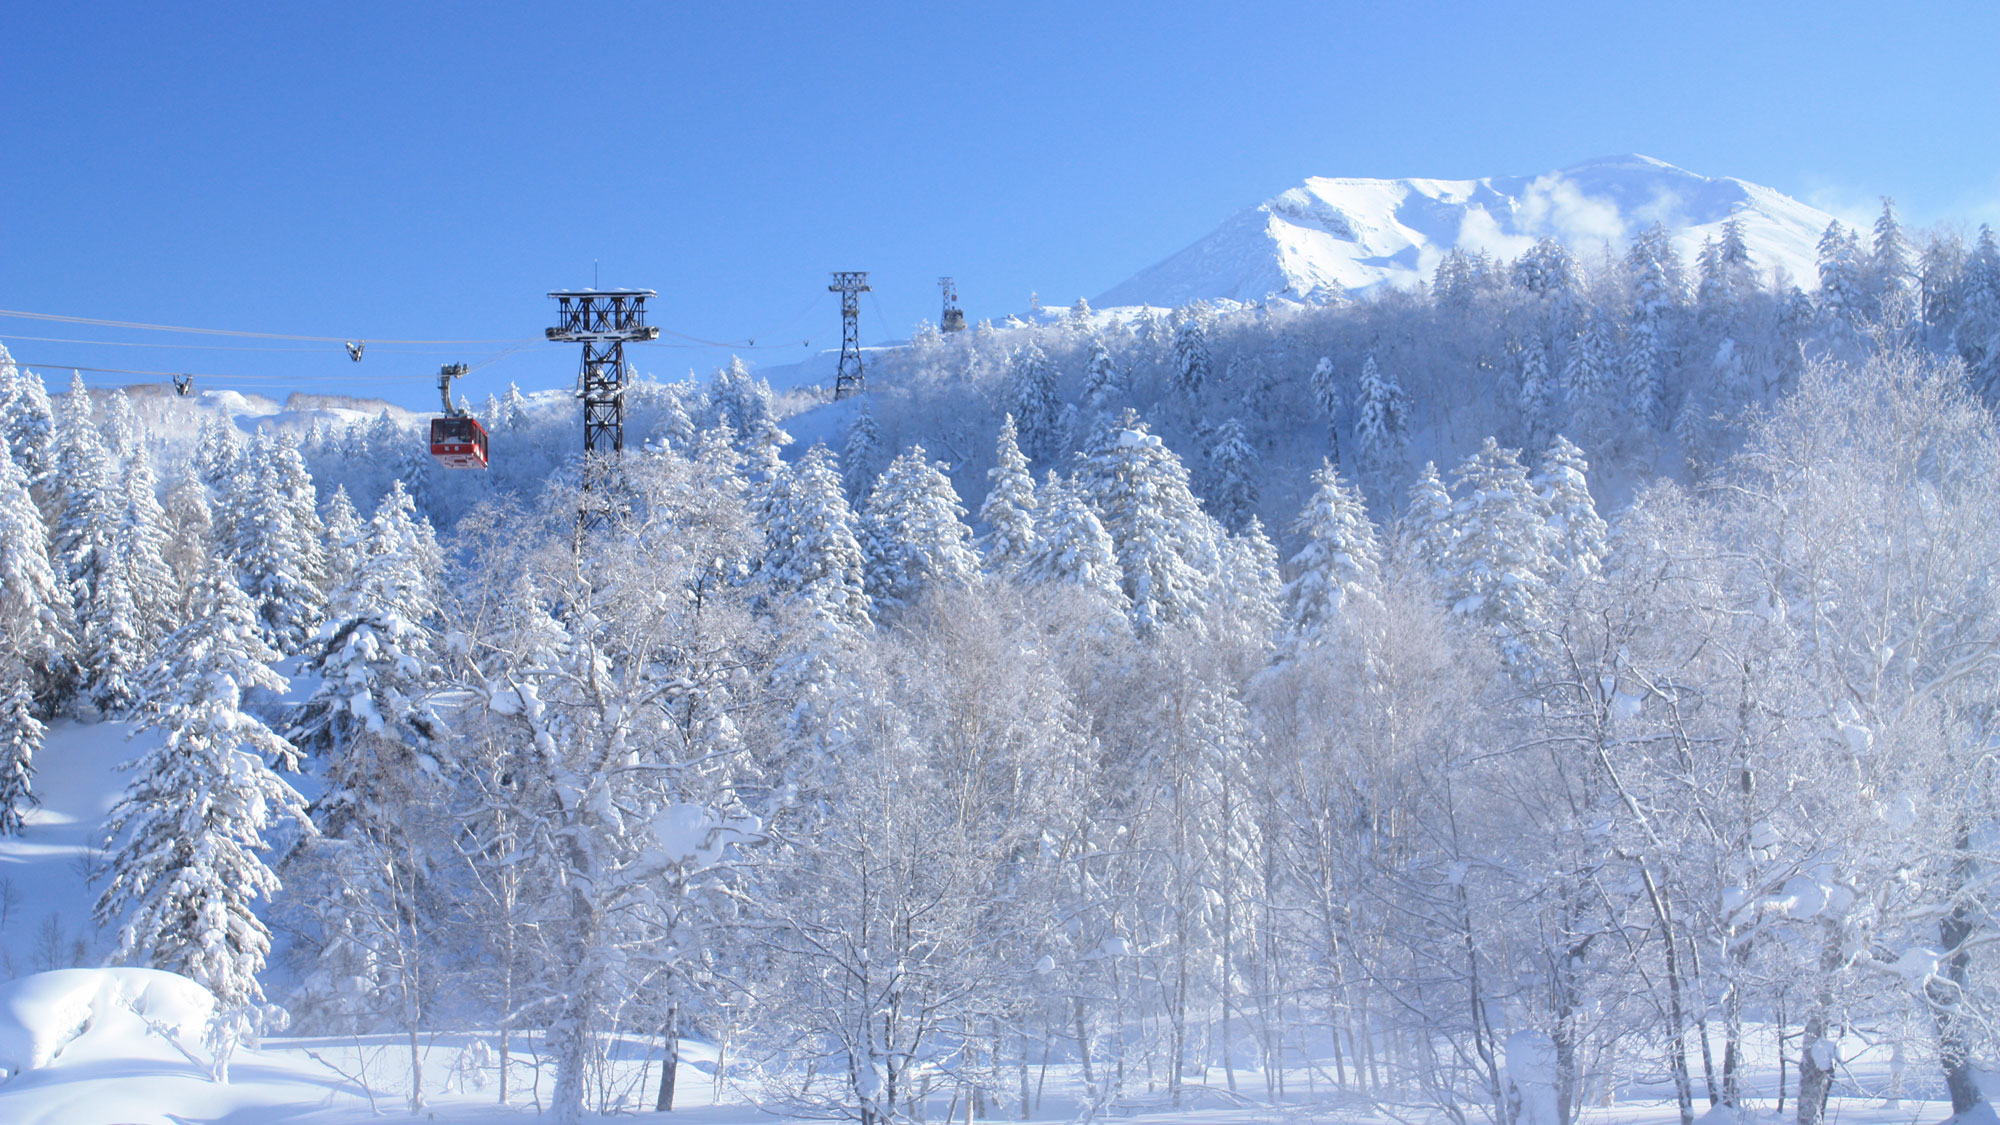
(430, 415), (489, 470)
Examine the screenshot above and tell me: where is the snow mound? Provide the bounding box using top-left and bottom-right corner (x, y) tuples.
(1096, 154), (1841, 308)
(0, 967), (213, 1075)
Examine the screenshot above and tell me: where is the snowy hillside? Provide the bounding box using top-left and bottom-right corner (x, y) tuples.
(1096, 154), (1840, 306)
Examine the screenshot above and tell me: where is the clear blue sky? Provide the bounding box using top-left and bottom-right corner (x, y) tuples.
(3, 2), (1996, 411)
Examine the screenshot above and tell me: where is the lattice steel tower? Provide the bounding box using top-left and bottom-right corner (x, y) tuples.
(829, 271), (871, 398)
(546, 289), (659, 522)
(939, 277), (966, 333)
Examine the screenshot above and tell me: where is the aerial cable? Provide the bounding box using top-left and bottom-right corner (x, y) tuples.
(0, 307), (535, 346)
(0, 333), (489, 357)
(0, 333), (331, 353)
(0, 358), (436, 383)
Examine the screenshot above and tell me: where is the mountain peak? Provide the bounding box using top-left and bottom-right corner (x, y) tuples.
(1095, 157), (1837, 309)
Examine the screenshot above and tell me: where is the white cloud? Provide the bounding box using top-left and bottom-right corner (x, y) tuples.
(1631, 187), (1689, 231)
(1515, 174), (1628, 252)
(1457, 206), (1536, 263)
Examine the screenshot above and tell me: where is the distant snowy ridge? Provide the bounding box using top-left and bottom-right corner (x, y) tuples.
(1096, 154), (1842, 307)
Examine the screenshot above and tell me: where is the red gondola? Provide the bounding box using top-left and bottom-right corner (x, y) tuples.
(430, 362), (489, 470)
(430, 415), (489, 470)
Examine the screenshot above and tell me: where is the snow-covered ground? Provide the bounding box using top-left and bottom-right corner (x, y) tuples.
(0, 714), (1972, 1125)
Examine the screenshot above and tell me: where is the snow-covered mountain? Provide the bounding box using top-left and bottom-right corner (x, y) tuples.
(1095, 154), (1841, 308)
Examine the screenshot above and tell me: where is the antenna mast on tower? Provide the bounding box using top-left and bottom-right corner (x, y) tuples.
(546, 288), (659, 526)
(939, 277), (966, 333)
(829, 271), (871, 399)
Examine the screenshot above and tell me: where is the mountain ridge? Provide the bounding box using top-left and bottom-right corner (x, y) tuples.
(1095, 154), (1840, 308)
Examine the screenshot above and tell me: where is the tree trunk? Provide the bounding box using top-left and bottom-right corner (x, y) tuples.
(1930, 820), (1985, 1117)
(655, 1004), (679, 1112)
(1794, 920), (1843, 1125)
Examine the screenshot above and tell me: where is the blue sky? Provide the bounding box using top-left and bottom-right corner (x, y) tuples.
(3, 2), (1997, 411)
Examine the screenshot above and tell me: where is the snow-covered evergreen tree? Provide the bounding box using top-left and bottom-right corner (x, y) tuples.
(1020, 472), (1126, 608)
(0, 680), (42, 835)
(500, 382), (531, 432)
(1870, 198), (1916, 321)
(1817, 220), (1869, 333)
(1518, 334), (1554, 445)
(843, 399), (884, 501)
(1075, 411), (1216, 634)
(192, 416), (240, 490)
(99, 389), (139, 461)
(1310, 355), (1341, 461)
(0, 353), (56, 500)
(1564, 312), (1617, 440)
(1204, 417), (1258, 532)
(1444, 437), (1559, 648)
(320, 485), (365, 595)
(160, 465), (213, 619)
(1083, 335), (1123, 414)
(1172, 307), (1212, 402)
(96, 560), (308, 1007)
(1009, 340), (1061, 463)
(0, 452), (69, 704)
(223, 435), (328, 653)
(1954, 227), (2000, 392)
(1399, 460), (1456, 580)
(113, 441), (175, 652)
(286, 480), (444, 1040)
(1284, 459), (1382, 644)
(1533, 436), (1609, 582)
(1353, 354), (1409, 469)
(978, 415), (1038, 574)
(860, 445), (980, 611)
(760, 444), (870, 629)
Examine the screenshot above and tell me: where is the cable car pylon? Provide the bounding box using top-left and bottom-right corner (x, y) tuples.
(546, 289), (658, 528)
(829, 272), (870, 399)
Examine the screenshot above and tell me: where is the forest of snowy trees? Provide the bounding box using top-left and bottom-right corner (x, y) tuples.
(3, 205), (2000, 1125)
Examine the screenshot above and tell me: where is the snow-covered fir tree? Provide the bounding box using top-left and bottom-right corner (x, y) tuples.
(0, 452), (69, 704)
(1533, 436), (1609, 582)
(1172, 307), (1212, 402)
(1443, 437), (1559, 648)
(1870, 198), (1916, 320)
(222, 435), (328, 653)
(1075, 410), (1216, 635)
(95, 559), (309, 1007)
(1019, 471), (1125, 608)
(0, 353), (56, 500)
(1353, 354), (1409, 470)
(1399, 460), (1456, 579)
(860, 445), (981, 611)
(1204, 417), (1259, 532)
(760, 443), (870, 629)
(1009, 339), (1062, 463)
(1564, 311), (1617, 441)
(0, 680), (42, 835)
(285, 479), (444, 1045)
(1817, 220), (1869, 335)
(842, 398), (884, 498)
(193, 415), (240, 489)
(977, 414), (1038, 574)
(1310, 355), (1341, 460)
(1284, 458), (1382, 645)
(160, 465), (214, 619)
(1083, 334), (1123, 414)
(113, 441), (176, 654)
(319, 484), (365, 594)
(1517, 334), (1554, 446)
